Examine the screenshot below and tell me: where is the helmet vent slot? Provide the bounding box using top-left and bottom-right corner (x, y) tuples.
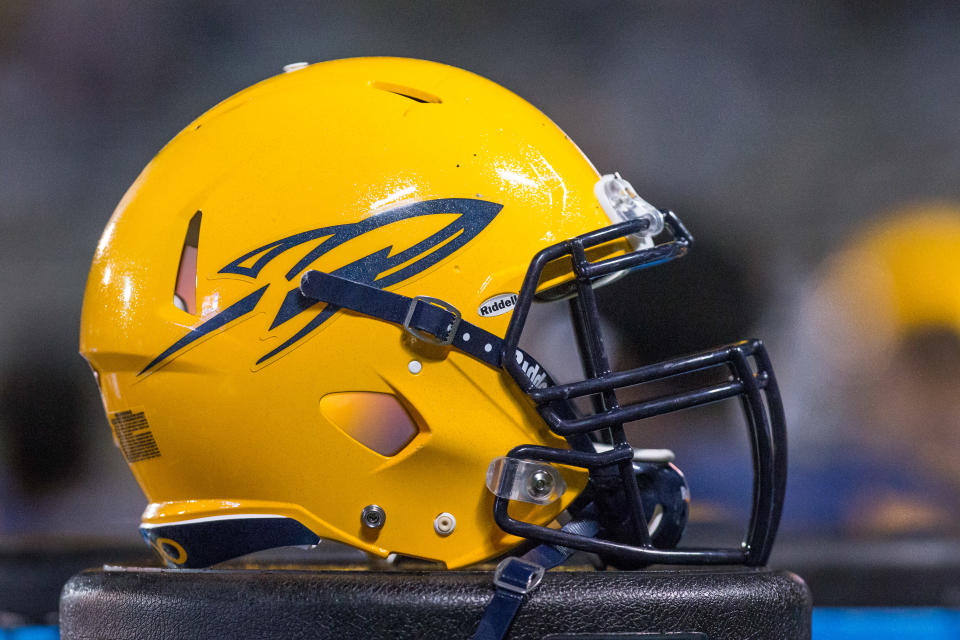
(173, 210), (202, 314)
(371, 81), (441, 104)
(320, 391), (420, 457)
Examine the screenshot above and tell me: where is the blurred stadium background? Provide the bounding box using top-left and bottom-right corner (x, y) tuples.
(2, 0), (960, 631)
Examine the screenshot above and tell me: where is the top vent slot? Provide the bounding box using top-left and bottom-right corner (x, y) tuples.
(371, 81), (442, 104)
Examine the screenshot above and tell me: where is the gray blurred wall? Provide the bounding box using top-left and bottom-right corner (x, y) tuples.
(2, 0), (960, 538)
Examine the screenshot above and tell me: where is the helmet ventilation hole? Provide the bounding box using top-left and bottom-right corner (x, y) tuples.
(173, 210), (202, 314)
(320, 392), (420, 457)
(371, 81), (441, 104)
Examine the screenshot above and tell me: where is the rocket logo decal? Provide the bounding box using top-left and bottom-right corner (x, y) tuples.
(140, 198), (502, 375)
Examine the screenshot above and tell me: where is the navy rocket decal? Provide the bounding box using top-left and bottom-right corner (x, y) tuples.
(140, 198), (502, 375)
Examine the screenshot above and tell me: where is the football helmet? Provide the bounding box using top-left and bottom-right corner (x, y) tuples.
(80, 57), (786, 569)
(792, 205), (960, 499)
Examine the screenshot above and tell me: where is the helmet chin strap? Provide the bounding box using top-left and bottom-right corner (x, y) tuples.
(471, 461), (687, 639)
(299, 269), (505, 366)
(299, 269), (580, 637)
(470, 518), (600, 640)
(299, 268), (693, 639)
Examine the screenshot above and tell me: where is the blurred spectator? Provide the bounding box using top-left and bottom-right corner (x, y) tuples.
(782, 205), (960, 537)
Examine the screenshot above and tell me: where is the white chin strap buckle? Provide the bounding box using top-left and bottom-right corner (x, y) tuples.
(594, 173), (665, 248)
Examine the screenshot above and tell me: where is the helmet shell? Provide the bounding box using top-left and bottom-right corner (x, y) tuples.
(80, 57), (626, 567)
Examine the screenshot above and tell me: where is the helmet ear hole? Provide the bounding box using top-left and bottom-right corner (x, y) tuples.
(173, 210), (202, 314)
(320, 392), (420, 457)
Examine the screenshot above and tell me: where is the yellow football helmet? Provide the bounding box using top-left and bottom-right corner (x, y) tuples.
(80, 57), (786, 569)
(800, 205), (960, 512)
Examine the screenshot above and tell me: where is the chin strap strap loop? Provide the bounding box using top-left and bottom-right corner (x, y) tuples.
(471, 519), (599, 640)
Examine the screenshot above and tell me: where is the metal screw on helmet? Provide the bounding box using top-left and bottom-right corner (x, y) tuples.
(361, 504), (386, 529)
(527, 470), (554, 500)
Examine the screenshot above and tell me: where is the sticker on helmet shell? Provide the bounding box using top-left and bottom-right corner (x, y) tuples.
(109, 409), (161, 463)
(478, 293), (518, 317)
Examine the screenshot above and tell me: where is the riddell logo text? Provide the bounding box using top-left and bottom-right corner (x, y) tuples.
(478, 293), (518, 317)
(515, 350), (549, 389)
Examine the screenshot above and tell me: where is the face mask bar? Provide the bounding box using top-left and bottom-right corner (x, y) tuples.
(498, 212), (787, 566)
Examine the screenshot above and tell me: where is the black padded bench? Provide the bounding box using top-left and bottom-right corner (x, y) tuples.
(60, 565), (810, 639)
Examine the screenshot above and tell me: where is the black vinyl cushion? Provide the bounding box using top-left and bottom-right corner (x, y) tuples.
(59, 566), (811, 639)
